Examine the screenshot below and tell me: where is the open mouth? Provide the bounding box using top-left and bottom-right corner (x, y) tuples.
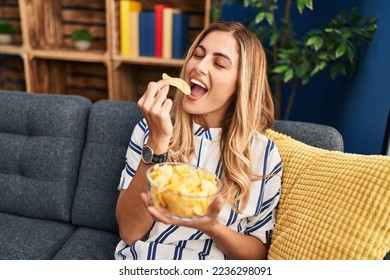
(190, 78), (208, 97)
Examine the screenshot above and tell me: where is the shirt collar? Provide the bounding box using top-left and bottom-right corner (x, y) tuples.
(193, 121), (222, 141)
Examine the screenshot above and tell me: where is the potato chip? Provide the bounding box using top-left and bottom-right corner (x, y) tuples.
(150, 164), (173, 187)
(148, 163), (220, 218)
(162, 73), (191, 95)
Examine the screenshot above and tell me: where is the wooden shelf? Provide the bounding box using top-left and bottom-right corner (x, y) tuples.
(0, 45), (25, 56)
(30, 49), (109, 63)
(112, 55), (184, 67)
(0, 0), (211, 101)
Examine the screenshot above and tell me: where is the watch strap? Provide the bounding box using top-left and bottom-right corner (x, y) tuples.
(152, 152), (168, 163)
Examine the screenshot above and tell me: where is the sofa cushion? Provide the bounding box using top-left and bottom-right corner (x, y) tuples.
(0, 212), (75, 259)
(265, 129), (390, 259)
(71, 100), (142, 232)
(0, 91), (91, 222)
(53, 227), (120, 260)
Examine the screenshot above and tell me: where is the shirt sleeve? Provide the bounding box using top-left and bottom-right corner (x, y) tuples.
(117, 119), (148, 191)
(244, 138), (282, 244)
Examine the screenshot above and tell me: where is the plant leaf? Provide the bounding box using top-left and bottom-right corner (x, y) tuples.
(342, 31), (352, 40)
(265, 13), (274, 25)
(255, 12), (266, 24)
(346, 46), (355, 63)
(306, 36), (323, 50)
(297, 0), (305, 14)
(297, 0), (313, 14)
(283, 68), (294, 83)
(311, 61), (327, 76)
(305, 0), (313, 10)
(319, 52), (329, 60)
(270, 33), (279, 46)
(273, 65), (289, 73)
(335, 44), (346, 58)
(368, 23), (377, 32)
(331, 64), (346, 79)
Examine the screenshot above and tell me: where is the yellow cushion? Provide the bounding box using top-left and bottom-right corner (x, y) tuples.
(265, 129), (390, 259)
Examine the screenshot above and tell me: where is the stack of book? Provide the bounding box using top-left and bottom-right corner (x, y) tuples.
(120, 1), (189, 59)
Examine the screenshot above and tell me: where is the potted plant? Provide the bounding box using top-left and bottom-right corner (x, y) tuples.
(241, 0), (378, 119)
(71, 28), (93, 50)
(0, 20), (17, 44)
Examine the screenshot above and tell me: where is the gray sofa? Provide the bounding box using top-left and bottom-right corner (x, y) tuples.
(0, 91), (139, 259)
(0, 90), (387, 260)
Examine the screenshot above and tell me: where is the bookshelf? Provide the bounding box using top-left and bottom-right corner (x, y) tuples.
(0, 0), (211, 102)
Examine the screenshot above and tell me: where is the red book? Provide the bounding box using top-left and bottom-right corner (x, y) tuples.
(155, 4), (169, 58)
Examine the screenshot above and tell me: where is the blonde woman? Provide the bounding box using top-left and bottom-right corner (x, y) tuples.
(115, 22), (282, 260)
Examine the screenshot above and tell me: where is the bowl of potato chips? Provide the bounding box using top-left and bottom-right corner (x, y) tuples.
(146, 163), (221, 220)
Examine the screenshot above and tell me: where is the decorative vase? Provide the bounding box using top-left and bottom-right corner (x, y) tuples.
(74, 40), (91, 50)
(0, 34), (13, 44)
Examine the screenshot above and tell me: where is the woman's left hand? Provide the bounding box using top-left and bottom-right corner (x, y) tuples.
(141, 192), (268, 259)
(140, 193), (225, 232)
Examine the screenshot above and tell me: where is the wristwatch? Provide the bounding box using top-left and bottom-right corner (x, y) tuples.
(141, 145), (168, 164)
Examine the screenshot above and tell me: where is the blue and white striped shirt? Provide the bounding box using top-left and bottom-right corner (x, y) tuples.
(115, 119), (282, 260)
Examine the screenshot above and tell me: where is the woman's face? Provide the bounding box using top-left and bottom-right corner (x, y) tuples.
(183, 31), (239, 128)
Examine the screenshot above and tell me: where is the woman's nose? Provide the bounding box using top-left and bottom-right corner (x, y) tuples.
(194, 58), (209, 75)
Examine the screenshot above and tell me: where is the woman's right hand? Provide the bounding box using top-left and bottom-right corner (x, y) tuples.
(137, 79), (173, 153)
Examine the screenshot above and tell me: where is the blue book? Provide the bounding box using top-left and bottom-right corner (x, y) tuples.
(139, 12), (155, 57)
(172, 12), (189, 59)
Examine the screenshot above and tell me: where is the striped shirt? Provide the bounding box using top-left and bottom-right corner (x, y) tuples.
(115, 119), (282, 260)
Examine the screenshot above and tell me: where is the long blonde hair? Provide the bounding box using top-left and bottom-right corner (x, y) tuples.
(168, 22), (274, 212)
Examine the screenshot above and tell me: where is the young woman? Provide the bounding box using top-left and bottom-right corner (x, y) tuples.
(115, 22), (282, 260)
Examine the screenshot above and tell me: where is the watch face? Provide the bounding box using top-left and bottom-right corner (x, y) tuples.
(142, 145), (153, 163)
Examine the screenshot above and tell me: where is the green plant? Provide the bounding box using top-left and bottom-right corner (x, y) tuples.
(71, 29), (92, 42)
(242, 0), (378, 119)
(0, 20), (17, 35)
(211, 0), (235, 22)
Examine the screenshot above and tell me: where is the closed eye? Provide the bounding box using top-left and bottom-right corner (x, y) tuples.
(193, 45), (205, 59)
(214, 62), (225, 69)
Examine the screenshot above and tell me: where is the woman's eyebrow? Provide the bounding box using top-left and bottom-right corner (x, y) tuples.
(214, 52), (233, 67)
(196, 44), (206, 52)
(196, 44), (233, 67)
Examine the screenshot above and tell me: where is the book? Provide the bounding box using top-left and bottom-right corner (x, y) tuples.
(172, 12), (189, 59)
(129, 11), (139, 56)
(119, 0), (131, 56)
(120, 1), (142, 57)
(139, 12), (155, 57)
(162, 8), (180, 59)
(154, 4), (170, 58)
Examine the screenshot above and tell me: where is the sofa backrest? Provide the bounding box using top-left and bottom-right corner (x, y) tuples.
(0, 91), (91, 222)
(274, 120), (344, 151)
(71, 100), (142, 233)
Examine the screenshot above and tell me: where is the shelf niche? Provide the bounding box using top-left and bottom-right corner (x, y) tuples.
(0, 54), (26, 91)
(0, 0), (23, 47)
(29, 59), (108, 101)
(24, 0), (107, 53)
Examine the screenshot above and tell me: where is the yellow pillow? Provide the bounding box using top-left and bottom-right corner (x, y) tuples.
(265, 129), (390, 259)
